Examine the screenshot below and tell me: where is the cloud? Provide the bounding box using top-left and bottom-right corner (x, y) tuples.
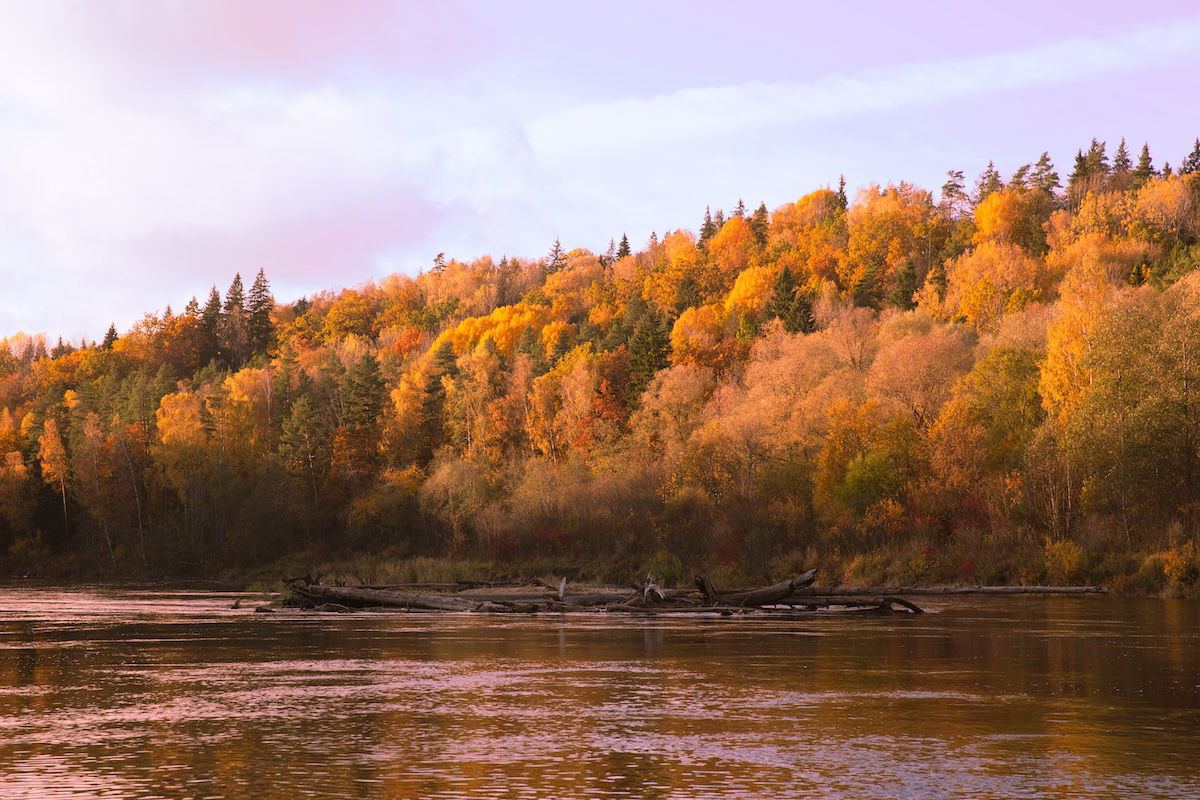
(527, 16), (1200, 157)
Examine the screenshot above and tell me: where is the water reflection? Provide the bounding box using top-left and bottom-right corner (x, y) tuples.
(0, 588), (1197, 799)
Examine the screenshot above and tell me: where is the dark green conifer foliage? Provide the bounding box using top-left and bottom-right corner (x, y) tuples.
(1113, 138), (1132, 173)
(616, 234), (631, 259)
(1133, 143), (1155, 188)
(699, 206), (716, 246)
(1031, 152), (1060, 194)
(1181, 139), (1200, 175)
(101, 324), (118, 350)
(673, 274), (701, 314)
(627, 312), (669, 403)
(279, 394), (331, 509)
(341, 354), (384, 432)
(941, 170), (968, 217)
(733, 199), (746, 217)
(749, 203), (769, 246)
(973, 161), (1003, 204)
(766, 267), (816, 333)
(1084, 138), (1109, 176)
(200, 287), (222, 366)
(515, 325), (545, 373)
(419, 341), (459, 463)
(546, 238), (566, 274)
(223, 273), (244, 314)
(836, 175), (848, 209)
(549, 327), (573, 364)
(888, 262), (918, 310)
(247, 269), (274, 356)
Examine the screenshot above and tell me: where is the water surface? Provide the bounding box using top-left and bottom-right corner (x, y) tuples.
(1, 587), (1197, 799)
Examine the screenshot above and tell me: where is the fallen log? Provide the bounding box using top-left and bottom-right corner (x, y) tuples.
(696, 569), (818, 607)
(292, 583), (509, 612)
(799, 585), (1107, 596)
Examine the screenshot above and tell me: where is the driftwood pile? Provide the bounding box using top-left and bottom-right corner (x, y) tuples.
(282, 569), (928, 616)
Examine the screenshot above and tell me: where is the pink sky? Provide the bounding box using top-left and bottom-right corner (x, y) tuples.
(2, 1), (1199, 341)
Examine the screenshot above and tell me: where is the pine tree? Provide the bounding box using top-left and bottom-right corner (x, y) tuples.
(1132, 143), (1155, 188)
(247, 268), (274, 356)
(1008, 164), (1031, 189)
(1162, 162), (1173, 177)
(888, 263), (918, 310)
(1031, 152), (1061, 195)
(101, 324), (118, 350)
(278, 394), (331, 509)
(836, 175), (848, 209)
(1180, 139), (1200, 175)
(765, 267), (799, 321)
(749, 203), (769, 246)
(220, 274), (248, 368)
(616, 234), (631, 259)
(733, 199), (746, 218)
(515, 325), (546, 373)
(432, 252), (446, 274)
(973, 161), (1003, 204)
(941, 170), (968, 217)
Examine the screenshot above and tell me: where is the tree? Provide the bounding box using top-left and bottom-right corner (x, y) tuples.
(1113, 138), (1132, 174)
(39, 418), (71, 541)
(546, 239), (566, 274)
(941, 170), (968, 218)
(1031, 152), (1061, 195)
(616, 234), (631, 259)
(749, 203), (769, 246)
(699, 206), (717, 246)
(627, 312), (670, 403)
(973, 161), (1003, 204)
(278, 394), (331, 510)
(1132, 143), (1155, 188)
(1181, 138), (1200, 176)
(247, 268), (274, 355)
(101, 324), (118, 351)
(200, 286), (222, 365)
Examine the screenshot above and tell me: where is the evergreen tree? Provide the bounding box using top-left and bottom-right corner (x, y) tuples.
(627, 312), (669, 403)
(765, 266), (799, 321)
(1113, 138), (1132, 173)
(1031, 152), (1061, 194)
(419, 341), (459, 463)
(616, 234), (631, 259)
(1008, 163), (1031, 189)
(247, 268), (274, 356)
(101, 324), (118, 351)
(1180, 139), (1200, 175)
(749, 202), (769, 246)
(888, 262), (918, 310)
(515, 325), (546, 373)
(973, 161), (1003, 204)
(1133, 143), (1155, 188)
(602, 238), (616, 266)
(200, 287), (222, 365)
(699, 206), (716, 245)
(1162, 162), (1173, 177)
(278, 394), (331, 509)
(941, 170), (968, 217)
(432, 252), (446, 274)
(549, 327), (573, 364)
(733, 198), (746, 218)
(836, 175), (848, 209)
(1084, 138), (1109, 177)
(546, 238), (566, 273)
(183, 296), (200, 316)
(223, 273), (244, 314)
(673, 274), (701, 314)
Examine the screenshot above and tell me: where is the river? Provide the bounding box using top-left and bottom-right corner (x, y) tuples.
(0, 587), (1197, 799)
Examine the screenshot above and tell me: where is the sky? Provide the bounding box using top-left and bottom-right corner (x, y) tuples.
(2, 1), (1199, 343)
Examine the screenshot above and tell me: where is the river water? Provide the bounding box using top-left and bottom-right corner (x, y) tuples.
(0, 587), (1197, 799)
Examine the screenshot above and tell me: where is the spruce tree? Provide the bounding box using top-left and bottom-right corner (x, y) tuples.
(247, 268), (274, 355)
(616, 234), (631, 259)
(1084, 139), (1109, 176)
(1180, 139), (1200, 175)
(733, 199), (746, 217)
(419, 341), (458, 463)
(1008, 163), (1031, 189)
(200, 287), (222, 365)
(546, 238), (566, 273)
(1133, 143), (1155, 188)
(223, 273), (244, 314)
(836, 175), (848, 209)
(749, 203), (769, 246)
(765, 267), (799, 322)
(699, 206), (716, 245)
(1113, 138), (1132, 173)
(627, 313), (669, 404)
(101, 324), (118, 350)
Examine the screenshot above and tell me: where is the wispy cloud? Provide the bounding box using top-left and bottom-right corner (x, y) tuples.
(527, 16), (1200, 157)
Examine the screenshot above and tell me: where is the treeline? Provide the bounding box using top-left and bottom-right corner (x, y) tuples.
(3, 137), (1200, 590)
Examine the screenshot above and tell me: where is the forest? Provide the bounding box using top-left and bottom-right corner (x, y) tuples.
(3, 137), (1200, 593)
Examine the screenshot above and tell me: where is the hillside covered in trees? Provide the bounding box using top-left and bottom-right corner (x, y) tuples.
(4, 138), (1200, 592)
